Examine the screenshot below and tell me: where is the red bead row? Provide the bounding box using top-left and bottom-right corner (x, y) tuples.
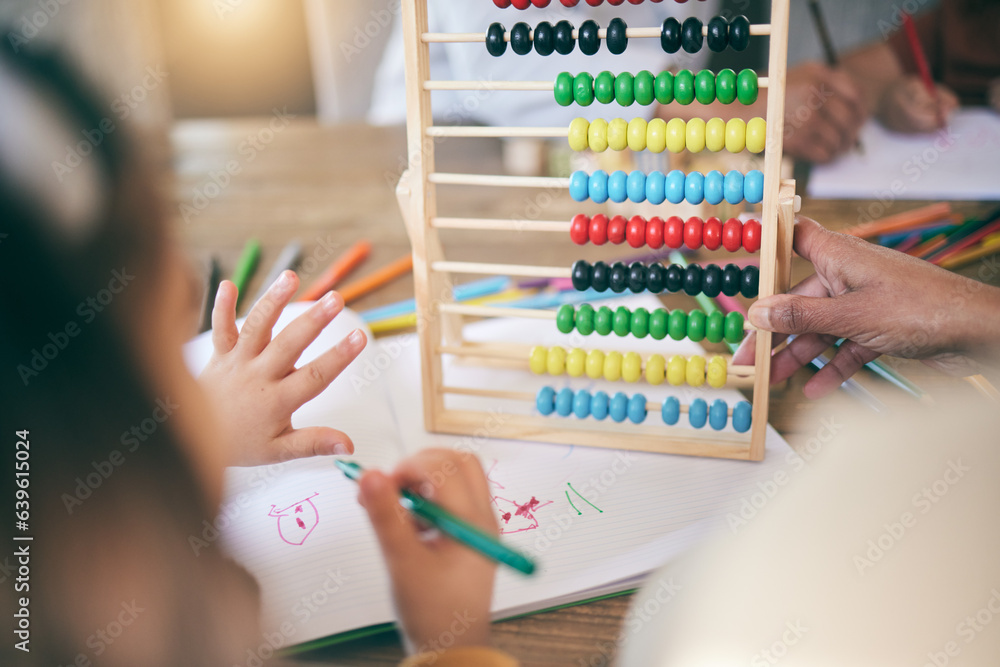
(494, 0), (704, 7)
(569, 214), (761, 253)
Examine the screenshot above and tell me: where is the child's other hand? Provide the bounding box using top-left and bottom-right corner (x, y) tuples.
(733, 217), (1000, 399)
(199, 271), (367, 466)
(359, 449), (497, 655)
(878, 76), (958, 133)
(782, 62), (867, 164)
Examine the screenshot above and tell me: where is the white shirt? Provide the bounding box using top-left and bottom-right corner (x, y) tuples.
(369, 1), (719, 127)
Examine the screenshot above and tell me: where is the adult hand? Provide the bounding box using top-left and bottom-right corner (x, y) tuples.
(733, 217), (1000, 398)
(359, 449), (497, 655)
(199, 271), (367, 465)
(782, 62), (867, 163)
(878, 76), (959, 133)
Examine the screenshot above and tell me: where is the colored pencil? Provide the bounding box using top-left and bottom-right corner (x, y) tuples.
(361, 277), (511, 322)
(231, 238), (261, 310)
(938, 234), (1000, 270)
(297, 239), (372, 302)
(334, 460), (536, 575)
(337, 254), (414, 304)
(926, 217), (1000, 265)
(251, 240), (303, 305)
(901, 12), (944, 128)
(808, 0), (864, 153)
(841, 202), (951, 239)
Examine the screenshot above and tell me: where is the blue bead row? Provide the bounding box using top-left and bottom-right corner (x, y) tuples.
(568, 169), (764, 206)
(535, 386), (752, 432)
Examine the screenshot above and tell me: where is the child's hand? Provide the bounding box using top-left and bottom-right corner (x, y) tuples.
(733, 217), (1000, 399)
(199, 271), (367, 466)
(878, 76), (958, 133)
(782, 62), (867, 164)
(359, 449), (497, 655)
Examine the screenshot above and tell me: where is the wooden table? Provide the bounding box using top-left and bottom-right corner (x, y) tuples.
(169, 118), (998, 667)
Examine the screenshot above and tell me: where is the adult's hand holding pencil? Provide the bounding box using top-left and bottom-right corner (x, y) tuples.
(733, 217), (1000, 397)
(357, 449), (499, 654)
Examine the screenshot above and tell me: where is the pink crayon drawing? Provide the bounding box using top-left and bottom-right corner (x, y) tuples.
(486, 462), (552, 535)
(268, 492), (320, 546)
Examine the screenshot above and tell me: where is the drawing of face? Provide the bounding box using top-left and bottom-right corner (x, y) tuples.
(268, 493), (320, 546)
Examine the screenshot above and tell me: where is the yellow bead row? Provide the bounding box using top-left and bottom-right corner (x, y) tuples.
(529, 346), (728, 388)
(568, 117), (766, 154)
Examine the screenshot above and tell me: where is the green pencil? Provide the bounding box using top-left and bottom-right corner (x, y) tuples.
(334, 460), (536, 576)
(231, 238), (262, 310)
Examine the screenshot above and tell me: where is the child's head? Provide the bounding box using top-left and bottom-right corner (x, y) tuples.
(0, 42), (255, 665)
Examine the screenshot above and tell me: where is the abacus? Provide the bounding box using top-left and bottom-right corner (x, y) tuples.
(396, 0), (797, 460)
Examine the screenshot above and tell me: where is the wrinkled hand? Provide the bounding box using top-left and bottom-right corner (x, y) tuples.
(782, 62), (867, 163)
(199, 271), (367, 466)
(359, 449), (497, 655)
(733, 217), (1000, 398)
(878, 76), (959, 133)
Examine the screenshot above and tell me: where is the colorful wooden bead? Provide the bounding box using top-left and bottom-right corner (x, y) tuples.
(573, 389), (591, 419)
(568, 117), (589, 151)
(716, 68), (737, 104)
(666, 354), (686, 386)
(706, 310), (725, 343)
(707, 355), (727, 388)
(626, 216), (646, 248)
(589, 170), (609, 203)
(686, 354), (706, 387)
(674, 69), (694, 104)
(703, 216), (723, 250)
(660, 17), (681, 53)
(615, 73), (635, 107)
(707, 16), (729, 52)
(578, 19), (601, 55)
(603, 351), (623, 381)
(665, 170), (685, 204)
(574, 72), (595, 106)
(576, 302), (595, 334)
(741, 265), (760, 298)
(556, 304), (575, 333)
(722, 217), (743, 251)
(595, 306), (613, 335)
(709, 398), (728, 430)
(634, 70), (655, 105)
(570, 214), (589, 245)
(555, 387), (574, 416)
(554, 20), (576, 55)
(534, 21), (554, 55)
(646, 216), (665, 249)
(627, 393), (647, 424)
(591, 390), (609, 420)
(646, 353), (666, 385)
(725, 118), (746, 153)
(607, 215), (627, 245)
(627, 118), (647, 151)
(746, 117), (766, 153)
(608, 262), (627, 293)
(646, 118), (667, 153)
(737, 69), (758, 104)
(585, 349), (604, 378)
(630, 306), (649, 337)
(743, 219), (761, 253)
(687, 308), (707, 341)
(627, 262), (645, 292)
(486, 23), (507, 57)
(733, 400), (752, 433)
(665, 265), (682, 292)
(694, 69), (716, 104)
(661, 396), (680, 425)
(689, 398), (708, 428)
(724, 312), (745, 344)
(626, 170), (645, 203)
(529, 345), (547, 374)
(607, 170), (628, 203)
(705, 117), (726, 151)
(606, 17), (628, 55)
(645, 170), (666, 204)
(681, 17), (703, 53)
(664, 215), (684, 247)
(686, 117), (706, 152)
(649, 308), (668, 340)
(554, 72), (574, 106)
(569, 170), (589, 201)
(622, 351), (642, 383)
(610, 392), (629, 423)
(584, 117), (605, 151)
(744, 170), (764, 203)
(724, 170), (744, 205)
(704, 169), (724, 205)
(547, 345), (567, 375)
(721, 263), (741, 296)
(612, 306), (631, 336)
(729, 15), (751, 52)
(647, 263), (666, 293)
(666, 118), (686, 153)
(684, 216), (703, 250)
(566, 347), (586, 377)
(536, 386), (555, 415)
(654, 70), (674, 104)
(595, 70), (615, 103)
(589, 213), (609, 245)
(510, 22), (532, 55)
(667, 309), (687, 341)
(591, 261), (610, 291)
(683, 264), (702, 295)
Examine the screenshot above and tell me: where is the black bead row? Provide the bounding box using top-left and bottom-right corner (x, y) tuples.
(571, 260), (759, 299)
(486, 18), (627, 57)
(661, 15), (750, 54)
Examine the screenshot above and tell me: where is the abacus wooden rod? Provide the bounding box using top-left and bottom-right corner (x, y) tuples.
(426, 126), (566, 139)
(437, 344), (756, 377)
(424, 78), (770, 91)
(440, 385), (738, 416)
(429, 173), (569, 188)
(422, 25), (771, 43)
(432, 260), (569, 278)
(437, 302), (758, 331)
(432, 217), (570, 232)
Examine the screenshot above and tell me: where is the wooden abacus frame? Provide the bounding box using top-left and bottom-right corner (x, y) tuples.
(396, 0), (797, 461)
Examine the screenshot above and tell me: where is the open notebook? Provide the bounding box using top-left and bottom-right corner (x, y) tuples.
(184, 295), (797, 649)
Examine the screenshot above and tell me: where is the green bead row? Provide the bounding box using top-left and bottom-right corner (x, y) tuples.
(555, 304), (745, 344)
(554, 69), (759, 108)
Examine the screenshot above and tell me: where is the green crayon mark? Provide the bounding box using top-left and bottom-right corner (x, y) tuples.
(565, 490), (581, 515)
(567, 483), (603, 513)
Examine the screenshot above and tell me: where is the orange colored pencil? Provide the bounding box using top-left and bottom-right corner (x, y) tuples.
(337, 253), (414, 304)
(297, 239), (372, 302)
(842, 202), (951, 239)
